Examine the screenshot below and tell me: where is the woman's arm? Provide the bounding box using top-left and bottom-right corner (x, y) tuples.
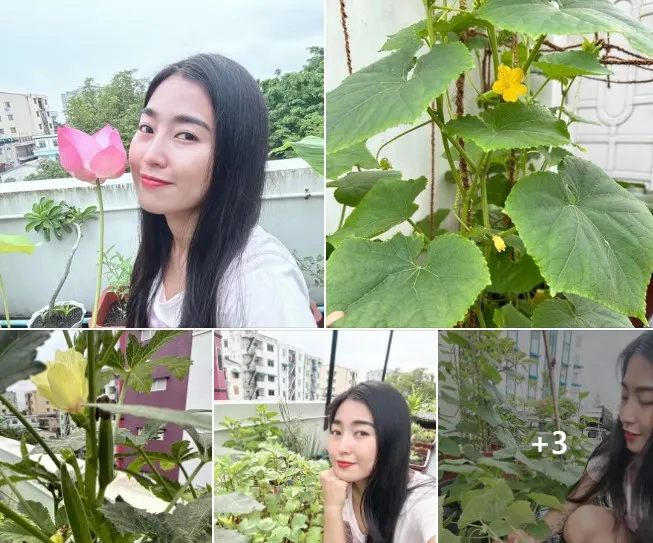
(323, 507), (348, 543)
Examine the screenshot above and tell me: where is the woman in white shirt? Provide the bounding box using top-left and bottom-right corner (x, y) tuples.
(125, 53), (316, 328)
(498, 331), (653, 543)
(320, 381), (437, 543)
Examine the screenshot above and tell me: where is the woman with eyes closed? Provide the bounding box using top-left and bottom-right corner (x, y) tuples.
(125, 53), (317, 328)
(497, 331), (653, 543)
(320, 382), (437, 543)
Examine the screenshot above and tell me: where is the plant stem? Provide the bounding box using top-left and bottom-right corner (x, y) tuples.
(0, 273), (10, 328)
(112, 373), (129, 442)
(433, 4), (466, 13)
(91, 180), (105, 327)
(139, 447), (175, 500)
(178, 464), (199, 499)
(375, 120), (432, 163)
(486, 23), (500, 79)
(0, 395), (60, 469)
(98, 330), (124, 369)
(423, 0), (436, 48)
(85, 331), (98, 503)
(528, 77), (550, 103)
(337, 204), (347, 230)
(428, 107), (477, 174)
(0, 465), (41, 527)
(500, 226), (517, 237)
(407, 218), (427, 238)
(62, 330), (73, 349)
(522, 34), (546, 73)
(0, 500), (51, 543)
(479, 153), (491, 229)
(163, 461), (206, 513)
(50, 223), (82, 313)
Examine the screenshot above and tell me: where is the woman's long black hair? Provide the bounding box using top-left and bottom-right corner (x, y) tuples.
(568, 331), (653, 543)
(126, 53), (268, 327)
(327, 381), (437, 543)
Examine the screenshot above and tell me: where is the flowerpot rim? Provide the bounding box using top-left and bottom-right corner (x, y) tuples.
(27, 300), (86, 328)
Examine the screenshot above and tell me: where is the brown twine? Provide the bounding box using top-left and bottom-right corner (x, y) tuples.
(339, 0), (354, 75)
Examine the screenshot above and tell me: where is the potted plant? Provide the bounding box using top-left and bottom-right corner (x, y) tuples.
(24, 197), (97, 328)
(411, 423), (436, 450)
(409, 446), (430, 472)
(96, 245), (132, 327)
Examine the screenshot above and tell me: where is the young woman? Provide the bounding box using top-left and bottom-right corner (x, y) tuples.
(499, 331), (653, 543)
(320, 381), (437, 543)
(125, 53), (317, 328)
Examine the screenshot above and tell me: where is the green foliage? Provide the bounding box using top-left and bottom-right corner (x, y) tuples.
(0, 427), (37, 445)
(64, 70), (148, 155)
(439, 331), (595, 541)
(0, 330), (49, 393)
(325, 4), (653, 327)
(263, 47), (324, 160)
(385, 367), (437, 400)
(23, 160), (70, 182)
(215, 441), (327, 543)
(24, 197), (97, 243)
(220, 405), (284, 452)
(102, 245), (132, 301)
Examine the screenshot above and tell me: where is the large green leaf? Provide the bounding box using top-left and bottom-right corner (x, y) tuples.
(326, 141), (378, 180)
(289, 136), (324, 176)
(125, 330), (186, 370)
(531, 294), (634, 328)
(327, 170), (402, 207)
(0, 234), (39, 255)
(488, 251), (543, 294)
(459, 480), (513, 527)
(326, 233), (490, 327)
(504, 156), (653, 320)
(534, 51), (613, 80)
(125, 356), (192, 394)
(327, 42), (475, 153)
(381, 20), (427, 51)
(476, 0), (653, 57)
(170, 494), (211, 538)
(445, 103), (571, 152)
(328, 177), (426, 247)
(0, 331), (49, 393)
(88, 403), (211, 430)
(493, 304), (532, 328)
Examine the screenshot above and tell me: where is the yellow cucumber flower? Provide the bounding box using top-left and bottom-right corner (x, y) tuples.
(492, 65), (527, 102)
(493, 235), (506, 253)
(31, 349), (89, 414)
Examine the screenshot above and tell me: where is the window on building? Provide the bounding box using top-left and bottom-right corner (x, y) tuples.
(53, 139), (58, 147)
(0, 129), (4, 134)
(267, 359), (274, 367)
(267, 344), (274, 352)
(217, 353), (224, 371)
(36, 112), (39, 118)
(7, 115), (13, 121)
(38, 140), (46, 148)
(4, 102), (10, 107)
(268, 375), (275, 382)
(49, 123), (52, 129)
(33, 98), (36, 104)
(10, 128), (16, 134)
(38, 124), (42, 130)
(151, 378), (167, 392)
(268, 390), (274, 396)
(47, 111), (50, 117)
(530, 331), (540, 356)
(234, 385), (239, 395)
(224, 339), (228, 348)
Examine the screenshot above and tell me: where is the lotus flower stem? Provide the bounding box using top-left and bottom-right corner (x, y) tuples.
(91, 180), (105, 327)
(0, 272), (10, 328)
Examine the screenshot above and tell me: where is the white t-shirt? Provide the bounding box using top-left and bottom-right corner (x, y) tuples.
(148, 225), (317, 328)
(587, 453), (639, 532)
(342, 470), (437, 543)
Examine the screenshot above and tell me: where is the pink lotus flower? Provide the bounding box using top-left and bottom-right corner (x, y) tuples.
(57, 125), (127, 183)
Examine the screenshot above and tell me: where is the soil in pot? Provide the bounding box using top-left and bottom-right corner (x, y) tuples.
(103, 299), (127, 327)
(31, 307), (84, 328)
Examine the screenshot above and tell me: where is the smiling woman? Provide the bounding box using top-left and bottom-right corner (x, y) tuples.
(321, 382), (437, 543)
(126, 53), (317, 328)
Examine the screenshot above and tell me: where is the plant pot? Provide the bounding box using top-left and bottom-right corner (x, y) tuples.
(409, 446), (431, 472)
(413, 439), (435, 450)
(27, 300), (85, 328)
(96, 287), (127, 328)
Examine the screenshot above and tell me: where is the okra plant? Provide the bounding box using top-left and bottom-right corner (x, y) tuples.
(0, 330), (212, 542)
(326, 0), (653, 328)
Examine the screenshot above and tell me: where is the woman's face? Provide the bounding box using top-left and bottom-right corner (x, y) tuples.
(620, 353), (653, 454)
(129, 74), (215, 217)
(327, 399), (378, 484)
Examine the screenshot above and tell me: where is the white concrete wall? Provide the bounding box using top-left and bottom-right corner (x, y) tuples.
(214, 400), (328, 454)
(0, 158), (324, 317)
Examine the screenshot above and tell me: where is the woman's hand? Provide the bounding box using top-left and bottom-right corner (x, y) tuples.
(493, 530), (537, 543)
(320, 468), (349, 513)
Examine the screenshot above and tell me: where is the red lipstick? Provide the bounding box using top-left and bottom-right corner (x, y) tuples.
(140, 174), (171, 188)
(337, 461), (355, 469)
(624, 432), (640, 441)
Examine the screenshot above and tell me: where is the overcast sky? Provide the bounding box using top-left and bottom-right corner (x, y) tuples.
(263, 330), (438, 378)
(0, 0), (323, 116)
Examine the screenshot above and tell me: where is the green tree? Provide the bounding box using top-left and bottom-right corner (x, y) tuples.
(24, 160), (70, 181)
(64, 69), (148, 155)
(385, 367), (437, 400)
(261, 46), (324, 159)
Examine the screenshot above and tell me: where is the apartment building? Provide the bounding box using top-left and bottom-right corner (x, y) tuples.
(26, 391), (54, 415)
(0, 91), (55, 168)
(319, 364), (358, 400)
(0, 391), (18, 416)
(221, 330), (323, 401)
(214, 330), (228, 400)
